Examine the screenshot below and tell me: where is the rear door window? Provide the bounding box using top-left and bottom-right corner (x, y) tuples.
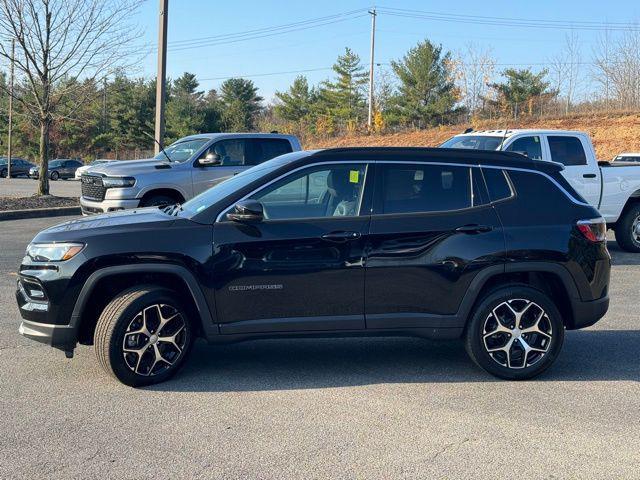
(505, 136), (542, 160)
(376, 164), (480, 214)
(547, 136), (587, 166)
(246, 139), (293, 166)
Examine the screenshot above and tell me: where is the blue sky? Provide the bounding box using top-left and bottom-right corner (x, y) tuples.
(130, 0), (640, 101)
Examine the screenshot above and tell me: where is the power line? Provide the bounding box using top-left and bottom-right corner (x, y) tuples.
(377, 7), (640, 32)
(199, 67), (334, 82)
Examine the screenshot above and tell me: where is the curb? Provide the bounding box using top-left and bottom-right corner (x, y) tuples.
(0, 206), (81, 221)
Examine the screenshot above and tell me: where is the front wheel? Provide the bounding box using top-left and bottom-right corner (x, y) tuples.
(464, 285), (564, 380)
(615, 204), (640, 253)
(140, 194), (177, 209)
(94, 286), (194, 387)
(50, 170), (59, 181)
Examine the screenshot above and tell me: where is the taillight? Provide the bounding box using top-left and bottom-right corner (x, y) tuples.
(577, 218), (607, 242)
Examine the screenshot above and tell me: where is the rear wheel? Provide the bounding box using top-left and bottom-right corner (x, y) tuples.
(0, 169), (6, 178)
(614, 204), (640, 252)
(465, 285), (564, 380)
(94, 286), (194, 387)
(50, 170), (59, 181)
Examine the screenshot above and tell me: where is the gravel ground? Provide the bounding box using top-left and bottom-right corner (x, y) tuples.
(0, 216), (639, 479)
(0, 195), (78, 211)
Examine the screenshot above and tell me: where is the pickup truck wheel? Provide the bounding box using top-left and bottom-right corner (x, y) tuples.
(140, 194), (177, 208)
(464, 285), (564, 380)
(94, 285), (194, 387)
(615, 204), (640, 252)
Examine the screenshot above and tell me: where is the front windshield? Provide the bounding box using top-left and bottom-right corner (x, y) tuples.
(49, 160), (63, 167)
(440, 135), (504, 151)
(153, 138), (209, 163)
(179, 152), (306, 218)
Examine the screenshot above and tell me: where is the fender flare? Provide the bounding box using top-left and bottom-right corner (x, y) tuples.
(70, 264), (218, 339)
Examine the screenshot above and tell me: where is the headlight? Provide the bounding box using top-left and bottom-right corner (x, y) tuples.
(26, 242), (85, 262)
(102, 176), (136, 188)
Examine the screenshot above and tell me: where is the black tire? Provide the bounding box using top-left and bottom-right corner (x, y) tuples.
(464, 285), (565, 380)
(614, 203), (640, 253)
(50, 170), (59, 181)
(0, 169), (6, 178)
(94, 285), (194, 387)
(140, 194), (177, 208)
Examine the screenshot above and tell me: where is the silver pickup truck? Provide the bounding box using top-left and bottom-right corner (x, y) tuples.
(80, 133), (301, 214)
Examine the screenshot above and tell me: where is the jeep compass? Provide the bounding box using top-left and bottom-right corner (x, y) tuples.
(16, 148), (611, 386)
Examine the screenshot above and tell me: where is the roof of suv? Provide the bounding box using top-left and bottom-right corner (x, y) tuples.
(179, 132), (299, 141)
(450, 129), (585, 138)
(305, 147), (563, 173)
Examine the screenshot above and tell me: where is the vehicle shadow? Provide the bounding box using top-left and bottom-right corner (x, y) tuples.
(607, 240), (640, 266)
(147, 329), (639, 393)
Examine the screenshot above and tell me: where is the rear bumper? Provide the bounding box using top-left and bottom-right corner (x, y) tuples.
(80, 197), (140, 215)
(570, 295), (609, 330)
(18, 320), (77, 352)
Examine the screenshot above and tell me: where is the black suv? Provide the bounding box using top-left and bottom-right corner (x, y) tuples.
(16, 148), (610, 386)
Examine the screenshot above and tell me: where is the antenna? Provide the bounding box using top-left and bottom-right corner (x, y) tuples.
(498, 126), (509, 151)
(143, 131), (172, 162)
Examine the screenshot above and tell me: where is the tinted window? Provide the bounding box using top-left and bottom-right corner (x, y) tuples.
(252, 164), (367, 219)
(482, 168), (514, 202)
(615, 155), (640, 162)
(379, 164), (473, 214)
(246, 139), (292, 166)
(548, 136), (587, 166)
(506, 136), (542, 160)
(440, 135), (503, 150)
(49, 160), (63, 168)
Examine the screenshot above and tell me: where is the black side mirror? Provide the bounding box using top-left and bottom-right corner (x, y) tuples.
(227, 199), (264, 223)
(198, 153), (221, 166)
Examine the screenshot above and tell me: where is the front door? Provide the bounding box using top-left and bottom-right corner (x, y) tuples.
(211, 162), (372, 334)
(365, 162), (504, 329)
(192, 139), (248, 195)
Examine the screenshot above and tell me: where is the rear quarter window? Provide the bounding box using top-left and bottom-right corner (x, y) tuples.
(482, 168), (514, 202)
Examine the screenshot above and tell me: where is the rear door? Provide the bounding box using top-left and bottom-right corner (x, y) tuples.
(365, 161), (504, 330)
(543, 134), (600, 207)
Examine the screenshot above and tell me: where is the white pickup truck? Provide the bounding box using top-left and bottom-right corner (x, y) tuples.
(441, 129), (640, 252)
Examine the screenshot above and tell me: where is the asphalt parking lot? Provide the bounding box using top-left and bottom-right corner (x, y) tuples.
(0, 178), (81, 198)
(1, 216), (638, 479)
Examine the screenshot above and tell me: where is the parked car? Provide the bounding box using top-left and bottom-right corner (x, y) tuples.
(441, 129), (640, 252)
(79, 133), (301, 215)
(29, 159), (84, 180)
(0, 157), (35, 178)
(17, 147), (610, 386)
(613, 153), (640, 163)
(74, 159), (118, 180)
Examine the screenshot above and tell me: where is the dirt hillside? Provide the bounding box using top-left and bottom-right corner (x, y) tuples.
(306, 112), (640, 160)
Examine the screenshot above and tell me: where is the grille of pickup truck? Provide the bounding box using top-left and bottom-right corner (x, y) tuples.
(81, 174), (106, 201)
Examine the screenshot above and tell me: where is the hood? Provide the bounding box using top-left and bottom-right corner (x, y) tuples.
(86, 158), (174, 176)
(32, 208), (176, 243)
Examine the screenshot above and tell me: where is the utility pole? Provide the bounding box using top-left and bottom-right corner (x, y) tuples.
(7, 38), (14, 179)
(367, 8), (376, 130)
(102, 77), (107, 133)
(154, 0), (168, 155)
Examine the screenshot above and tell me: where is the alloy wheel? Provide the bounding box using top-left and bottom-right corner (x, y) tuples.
(122, 303), (188, 376)
(631, 214), (640, 245)
(482, 299), (553, 369)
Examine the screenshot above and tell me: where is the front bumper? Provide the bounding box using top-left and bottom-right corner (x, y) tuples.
(18, 320), (77, 352)
(80, 196), (140, 215)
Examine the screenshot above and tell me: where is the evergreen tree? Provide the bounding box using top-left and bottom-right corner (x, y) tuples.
(220, 78), (263, 131)
(274, 76), (316, 123)
(489, 68), (553, 117)
(390, 40), (460, 127)
(166, 72), (206, 141)
(319, 48), (368, 126)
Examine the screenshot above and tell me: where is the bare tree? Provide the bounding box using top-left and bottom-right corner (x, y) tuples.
(549, 31), (582, 115)
(0, 0), (143, 194)
(453, 43), (496, 120)
(593, 27), (640, 110)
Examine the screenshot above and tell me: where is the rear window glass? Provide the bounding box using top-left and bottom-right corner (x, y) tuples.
(379, 164), (473, 214)
(482, 168), (514, 202)
(548, 136), (587, 166)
